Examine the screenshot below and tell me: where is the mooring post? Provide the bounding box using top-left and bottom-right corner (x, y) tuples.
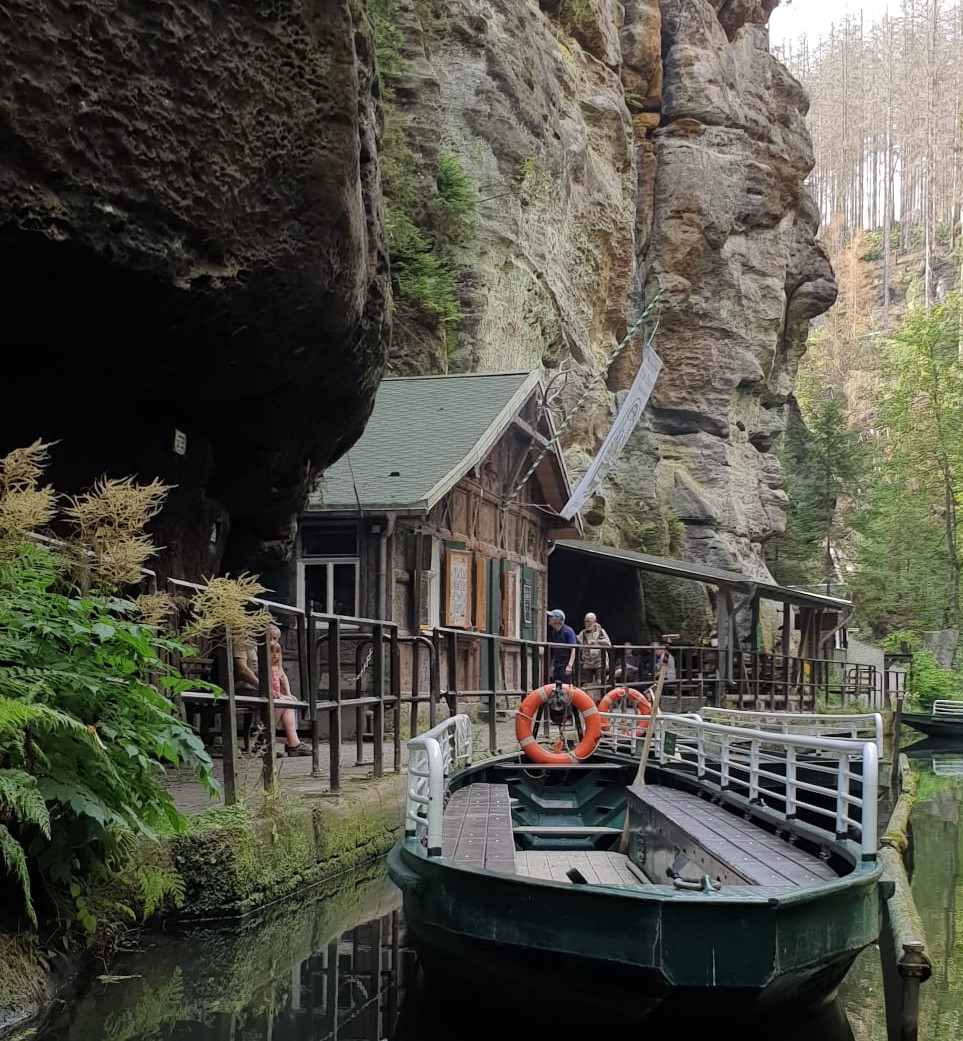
(898, 941), (928, 1041)
(879, 756), (932, 1041)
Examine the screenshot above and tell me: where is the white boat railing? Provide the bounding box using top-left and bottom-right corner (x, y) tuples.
(695, 707), (884, 757)
(403, 714), (473, 856)
(652, 713), (879, 861)
(405, 713), (878, 863)
(930, 699), (963, 717)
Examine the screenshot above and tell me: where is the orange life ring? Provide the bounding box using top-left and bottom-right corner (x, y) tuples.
(598, 686), (652, 736)
(515, 685), (601, 765)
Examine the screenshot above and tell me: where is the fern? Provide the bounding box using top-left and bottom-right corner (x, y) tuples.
(0, 769), (51, 836)
(0, 825), (36, 924)
(134, 861), (186, 918)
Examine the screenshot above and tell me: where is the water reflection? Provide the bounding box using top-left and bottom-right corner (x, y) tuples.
(900, 739), (963, 1040)
(38, 864), (414, 1041)
(393, 973), (858, 1041)
(35, 859), (886, 1041)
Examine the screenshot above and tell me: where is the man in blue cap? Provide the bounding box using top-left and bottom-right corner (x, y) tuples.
(546, 608), (577, 684)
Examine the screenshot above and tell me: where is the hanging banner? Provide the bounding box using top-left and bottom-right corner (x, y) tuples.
(560, 348), (663, 520)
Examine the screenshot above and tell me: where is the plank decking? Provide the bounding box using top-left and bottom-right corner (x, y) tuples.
(442, 782), (516, 873)
(631, 783), (838, 886)
(515, 850), (640, 885)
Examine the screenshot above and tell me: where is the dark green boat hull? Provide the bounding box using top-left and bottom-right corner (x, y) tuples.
(901, 713), (963, 740)
(388, 755), (881, 1019)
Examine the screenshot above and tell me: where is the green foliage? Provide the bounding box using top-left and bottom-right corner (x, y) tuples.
(0, 540), (216, 935)
(386, 210), (459, 323)
(558, 0), (594, 36)
(881, 631), (963, 710)
(433, 155), (477, 248)
(909, 651), (963, 709)
(858, 223), (901, 261)
(768, 394), (866, 588)
(369, 3), (478, 362)
(850, 299), (963, 636)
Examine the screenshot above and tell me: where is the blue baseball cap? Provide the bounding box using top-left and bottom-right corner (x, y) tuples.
(547, 609), (565, 622)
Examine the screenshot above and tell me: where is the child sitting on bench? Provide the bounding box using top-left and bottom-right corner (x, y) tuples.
(271, 633), (312, 758)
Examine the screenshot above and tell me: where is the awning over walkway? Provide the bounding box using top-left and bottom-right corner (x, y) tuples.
(553, 540), (851, 611)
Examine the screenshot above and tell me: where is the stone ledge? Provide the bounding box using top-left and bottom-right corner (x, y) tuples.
(169, 774), (407, 918)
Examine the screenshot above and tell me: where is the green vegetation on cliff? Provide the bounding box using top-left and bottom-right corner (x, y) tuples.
(369, 0), (477, 371)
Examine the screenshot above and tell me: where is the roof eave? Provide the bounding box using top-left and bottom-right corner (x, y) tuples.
(420, 370), (543, 512)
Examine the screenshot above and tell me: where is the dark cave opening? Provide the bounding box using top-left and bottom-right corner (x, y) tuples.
(0, 224), (308, 582)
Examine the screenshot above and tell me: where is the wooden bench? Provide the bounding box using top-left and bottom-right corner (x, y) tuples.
(442, 783), (516, 874)
(180, 691), (311, 752)
(628, 784), (837, 887)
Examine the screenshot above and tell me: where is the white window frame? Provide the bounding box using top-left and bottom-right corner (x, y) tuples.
(297, 558), (359, 616)
(418, 538), (441, 629)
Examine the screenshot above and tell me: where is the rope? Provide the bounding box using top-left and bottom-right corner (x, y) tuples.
(502, 292), (662, 508)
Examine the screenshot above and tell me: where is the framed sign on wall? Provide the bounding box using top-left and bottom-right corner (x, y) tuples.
(444, 549), (472, 628)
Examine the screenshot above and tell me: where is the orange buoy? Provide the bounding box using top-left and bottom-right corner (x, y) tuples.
(515, 685), (601, 765)
(598, 686), (652, 736)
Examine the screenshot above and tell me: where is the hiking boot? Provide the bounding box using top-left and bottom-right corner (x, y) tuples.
(284, 743), (313, 757)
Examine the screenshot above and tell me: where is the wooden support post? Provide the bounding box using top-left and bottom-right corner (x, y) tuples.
(327, 616), (341, 791)
(216, 633), (239, 806)
(487, 635), (498, 753)
(256, 631), (275, 793)
(391, 628), (402, 773)
(373, 622), (385, 778)
(430, 628), (442, 728)
(445, 629), (458, 718)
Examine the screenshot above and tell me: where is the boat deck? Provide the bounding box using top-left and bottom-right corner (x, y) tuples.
(441, 779), (839, 887)
(515, 850), (640, 885)
(632, 784), (838, 885)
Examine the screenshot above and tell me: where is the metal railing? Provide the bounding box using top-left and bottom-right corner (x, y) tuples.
(401, 712), (879, 864)
(403, 715), (473, 856)
(137, 580), (882, 803)
(696, 707), (884, 757)
(651, 714), (879, 861)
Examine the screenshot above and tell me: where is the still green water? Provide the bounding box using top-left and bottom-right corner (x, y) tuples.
(35, 754), (963, 1040)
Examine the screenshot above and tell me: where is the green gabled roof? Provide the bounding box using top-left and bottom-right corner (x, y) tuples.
(307, 371), (551, 514)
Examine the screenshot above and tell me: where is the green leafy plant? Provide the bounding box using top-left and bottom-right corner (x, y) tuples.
(0, 446), (217, 937)
(432, 155), (477, 248)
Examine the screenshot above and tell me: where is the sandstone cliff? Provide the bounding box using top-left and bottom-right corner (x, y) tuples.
(384, 0), (836, 638)
(0, 1), (389, 580)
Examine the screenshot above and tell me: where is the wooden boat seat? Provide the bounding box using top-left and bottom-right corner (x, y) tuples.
(442, 782), (516, 874)
(629, 784), (838, 886)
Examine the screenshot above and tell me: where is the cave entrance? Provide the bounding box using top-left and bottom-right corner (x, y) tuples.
(0, 224), (285, 579)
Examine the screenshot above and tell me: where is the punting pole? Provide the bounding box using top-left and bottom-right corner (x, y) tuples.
(879, 755), (932, 1041)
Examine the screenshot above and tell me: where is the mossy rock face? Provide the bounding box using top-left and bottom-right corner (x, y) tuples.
(170, 779), (405, 918)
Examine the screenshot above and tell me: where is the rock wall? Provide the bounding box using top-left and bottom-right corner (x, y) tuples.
(0, 1), (390, 580)
(386, 0), (835, 639)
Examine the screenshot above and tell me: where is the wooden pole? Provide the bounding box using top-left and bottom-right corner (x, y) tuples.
(618, 634), (677, 854)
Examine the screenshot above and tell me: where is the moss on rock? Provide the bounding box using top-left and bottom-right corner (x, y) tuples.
(170, 779), (404, 918)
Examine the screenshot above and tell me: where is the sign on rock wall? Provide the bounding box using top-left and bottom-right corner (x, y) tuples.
(560, 348), (663, 520)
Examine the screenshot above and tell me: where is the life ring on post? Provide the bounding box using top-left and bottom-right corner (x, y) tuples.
(515, 685), (601, 765)
(598, 686), (652, 737)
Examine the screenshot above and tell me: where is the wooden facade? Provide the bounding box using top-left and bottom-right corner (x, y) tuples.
(296, 372), (577, 701)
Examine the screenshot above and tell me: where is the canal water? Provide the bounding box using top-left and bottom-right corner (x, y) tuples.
(33, 748), (962, 1041)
